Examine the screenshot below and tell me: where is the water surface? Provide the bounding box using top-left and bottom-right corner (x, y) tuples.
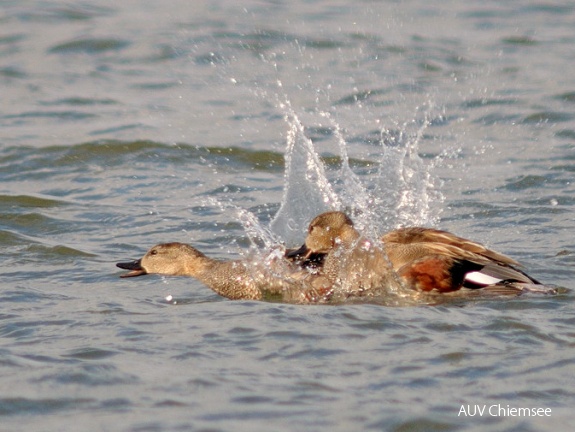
(1, 1), (575, 431)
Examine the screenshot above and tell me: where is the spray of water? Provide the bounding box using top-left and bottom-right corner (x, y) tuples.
(201, 91), (446, 304)
(269, 98), (443, 245)
(203, 196), (282, 250)
(269, 96), (342, 244)
(374, 104), (444, 230)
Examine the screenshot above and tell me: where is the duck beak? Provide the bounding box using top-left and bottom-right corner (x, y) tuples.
(116, 259), (147, 278)
(285, 243), (312, 260)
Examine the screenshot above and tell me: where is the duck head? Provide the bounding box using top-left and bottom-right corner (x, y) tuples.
(117, 242), (206, 278)
(286, 211), (360, 260)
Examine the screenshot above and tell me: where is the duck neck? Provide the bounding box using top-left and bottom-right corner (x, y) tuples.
(192, 259), (262, 301)
(339, 226), (361, 248)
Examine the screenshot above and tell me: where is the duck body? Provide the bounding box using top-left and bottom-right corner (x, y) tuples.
(287, 211), (553, 296)
(286, 212), (402, 299)
(318, 238), (401, 300)
(116, 213), (555, 305)
(117, 242), (333, 303)
(383, 227), (541, 292)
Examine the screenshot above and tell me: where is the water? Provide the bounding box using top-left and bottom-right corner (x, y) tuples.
(1, 0), (575, 430)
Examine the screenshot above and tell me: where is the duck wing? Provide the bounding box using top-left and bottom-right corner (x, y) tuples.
(382, 227), (520, 266)
(463, 261), (540, 287)
(396, 253), (541, 294)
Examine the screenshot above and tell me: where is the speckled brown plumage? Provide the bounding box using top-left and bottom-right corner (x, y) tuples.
(117, 242), (333, 303)
(288, 211), (549, 295)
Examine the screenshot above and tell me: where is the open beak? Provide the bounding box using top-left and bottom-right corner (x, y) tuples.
(116, 259), (147, 278)
(285, 243), (311, 260)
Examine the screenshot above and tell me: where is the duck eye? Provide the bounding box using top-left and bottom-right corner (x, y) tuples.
(150, 249), (158, 255)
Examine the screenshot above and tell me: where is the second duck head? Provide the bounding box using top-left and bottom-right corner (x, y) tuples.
(286, 211), (360, 260)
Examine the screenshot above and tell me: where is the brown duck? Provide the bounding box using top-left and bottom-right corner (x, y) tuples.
(287, 211), (553, 296)
(117, 242), (332, 303)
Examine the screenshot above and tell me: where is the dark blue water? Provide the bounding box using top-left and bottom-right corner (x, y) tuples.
(1, 1), (575, 431)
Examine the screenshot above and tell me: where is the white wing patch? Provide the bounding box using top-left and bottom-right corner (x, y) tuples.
(464, 271), (502, 286)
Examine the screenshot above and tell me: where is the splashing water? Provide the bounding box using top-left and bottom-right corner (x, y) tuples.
(373, 104), (444, 229)
(203, 196), (282, 251)
(269, 99), (444, 246)
(208, 89), (444, 262)
(269, 99), (342, 244)
(203, 94), (446, 304)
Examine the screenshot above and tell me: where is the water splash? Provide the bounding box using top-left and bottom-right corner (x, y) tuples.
(373, 104), (444, 229)
(203, 196), (281, 250)
(204, 93), (446, 304)
(320, 111), (373, 216)
(269, 99), (444, 244)
(206, 87), (444, 254)
(269, 97), (342, 244)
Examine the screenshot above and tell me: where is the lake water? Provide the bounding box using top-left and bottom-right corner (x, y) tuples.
(1, 1), (575, 431)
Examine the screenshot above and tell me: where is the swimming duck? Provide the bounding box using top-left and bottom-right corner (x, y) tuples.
(287, 211), (404, 298)
(117, 242), (332, 303)
(287, 211), (552, 296)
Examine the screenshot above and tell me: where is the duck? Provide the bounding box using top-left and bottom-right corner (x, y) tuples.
(116, 242), (333, 303)
(286, 211), (554, 296)
(286, 211), (404, 298)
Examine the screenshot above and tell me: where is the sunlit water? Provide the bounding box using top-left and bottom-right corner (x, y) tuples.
(1, 1), (575, 431)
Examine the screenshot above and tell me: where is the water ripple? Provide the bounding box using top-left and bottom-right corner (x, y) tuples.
(48, 38), (130, 54)
(1, 1), (575, 431)
(522, 111), (574, 124)
(14, 4), (113, 23)
(0, 141), (287, 178)
(0, 397), (96, 416)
